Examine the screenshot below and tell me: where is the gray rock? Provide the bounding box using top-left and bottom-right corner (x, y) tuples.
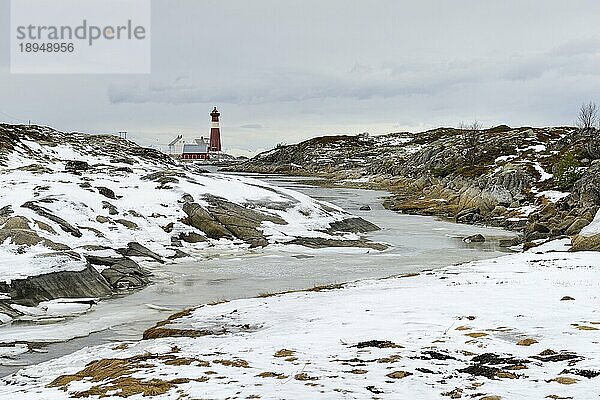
(96, 186), (117, 199)
(499, 237), (522, 247)
(359, 205), (372, 211)
(102, 201), (118, 215)
(85, 254), (151, 291)
(326, 217), (379, 234)
(115, 219), (138, 230)
(182, 202), (234, 240)
(169, 249), (190, 259)
(570, 233), (600, 252)
(179, 232), (206, 243)
(117, 242), (164, 263)
(114, 166), (133, 173)
(289, 237), (388, 251)
(21, 201), (82, 237)
(464, 234), (485, 243)
(2, 216), (31, 230)
(566, 218), (590, 236)
(0, 264), (113, 306)
(65, 160), (90, 172)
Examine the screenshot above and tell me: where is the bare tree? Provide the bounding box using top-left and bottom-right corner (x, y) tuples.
(459, 120), (483, 165)
(576, 101), (598, 130)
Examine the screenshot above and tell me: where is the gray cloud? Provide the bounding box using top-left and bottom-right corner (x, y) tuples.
(3, 0), (600, 154)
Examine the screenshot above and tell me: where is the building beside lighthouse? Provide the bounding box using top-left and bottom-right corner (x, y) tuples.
(178, 106), (222, 160)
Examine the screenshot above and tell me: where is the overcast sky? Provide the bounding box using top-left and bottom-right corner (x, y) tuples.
(2, 0), (600, 155)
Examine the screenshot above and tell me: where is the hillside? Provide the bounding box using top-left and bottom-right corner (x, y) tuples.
(229, 126), (600, 249)
(0, 124), (382, 325)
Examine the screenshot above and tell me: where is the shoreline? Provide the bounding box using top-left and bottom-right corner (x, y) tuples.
(2, 238), (598, 399)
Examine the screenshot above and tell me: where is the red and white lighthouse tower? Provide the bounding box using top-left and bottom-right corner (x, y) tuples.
(209, 106), (222, 152)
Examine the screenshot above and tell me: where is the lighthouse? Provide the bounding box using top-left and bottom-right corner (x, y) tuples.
(209, 106), (222, 152)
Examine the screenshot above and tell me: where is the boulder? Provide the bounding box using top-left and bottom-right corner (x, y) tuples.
(117, 242), (164, 263)
(182, 202), (234, 240)
(100, 259), (150, 291)
(326, 217), (379, 234)
(2, 216), (31, 230)
(65, 160), (90, 173)
(455, 207), (480, 223)
(464, 234), (485, 243)
(86, 255), (151, 291)
(96, 186), (117, 199)
(570, 234), (600, 252)
(34, 219), (56, 234)
(499, 237), (522, 247)
(289, 237), (388, 251)
(95, 215), (109, 223)
(102, 201), (118, 215)
(0, 264), (113, 306)
(566, 218), (590, 236)
(0, 228), (69, 250)
(115, 219), (138, 230)
(359, 205), (372, 211)
(179, 232), (207, 243)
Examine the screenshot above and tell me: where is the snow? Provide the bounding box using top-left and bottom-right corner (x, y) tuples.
(0, 133), (363, 284)
(2, 241), (599, 399)
(537, 190), (570, 203)
(0, 243), (88, 283)
(518, 144), (546, 153)
(580, 209), (600, 236)
(532, 162), (553, 181)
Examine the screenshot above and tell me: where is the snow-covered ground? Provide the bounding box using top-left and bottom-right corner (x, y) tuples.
(2, 236), (599, 399)
(0, 126), (370, 280)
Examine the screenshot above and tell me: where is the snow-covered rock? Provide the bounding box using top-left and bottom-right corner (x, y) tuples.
(0, 124), (382, 321)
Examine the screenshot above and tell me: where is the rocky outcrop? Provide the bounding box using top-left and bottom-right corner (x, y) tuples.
(182, 196), (288, 248)
(0, 265), (113, 306)
(570, 234), (600, 252)
(87, 255), (151, 291)
(288, 237), (388, 251)
(21, 201), (83, 238)
(116, 242), (164, 264)
(325, 217), (379, 234)
(230, 126), (600, 246)
(0, 216), (69, 250)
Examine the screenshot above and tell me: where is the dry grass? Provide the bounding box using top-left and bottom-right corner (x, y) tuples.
(548, 376), (578, 385)
(73, 377), (188, 398)
(213, 358), (249, 368)
(377, 355), (402, 363)
(273, 349), (295, 358)
(258, 283), (346, 299)
(349, 369), (368, 374)
(496, 371), (518, 379)
(386, 371), (412, 379)
(294, 373), (318, 381)
(256, 372), (287, 379)
(142, 327), (214, 340)
(48, 356), (153, 389)
(575, 325), (598, 331)
(516, 338), (539, 346)
(465, 332), (488, 338)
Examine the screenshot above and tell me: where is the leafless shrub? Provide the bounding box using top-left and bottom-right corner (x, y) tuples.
(576, 101), (598, 130)
(459, 120), (483, 165)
